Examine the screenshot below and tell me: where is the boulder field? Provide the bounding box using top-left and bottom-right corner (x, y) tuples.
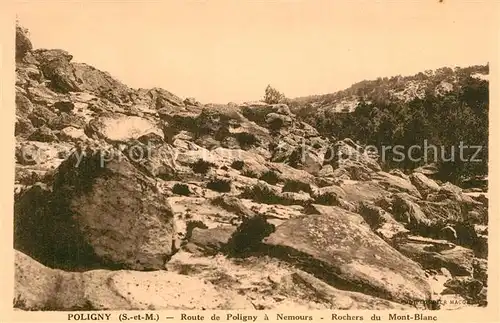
(13, 25), (488, 310)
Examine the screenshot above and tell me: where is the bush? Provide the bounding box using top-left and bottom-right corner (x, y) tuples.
(172, 183), (191, 196)
(231, 160), (245, 170)
(242, 169), (258, 178)
(225, 215), (275, 255)
(207, 178), (232, 192)
(191, 159), (215, 174)
(314, 192), (340, 206)
(282, 180), (312, 194)
(240, 184), (285, 205)
(259, 170), (280, 185)
(235, 133), (258, 148)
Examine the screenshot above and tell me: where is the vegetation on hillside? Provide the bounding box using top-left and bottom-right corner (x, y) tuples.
(287, 65), (489, 185)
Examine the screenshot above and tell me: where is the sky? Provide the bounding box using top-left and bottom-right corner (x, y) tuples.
(15, 1), (498, 104)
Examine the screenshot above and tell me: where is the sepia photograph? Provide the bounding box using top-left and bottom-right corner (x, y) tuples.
(4, 0), (498, 318)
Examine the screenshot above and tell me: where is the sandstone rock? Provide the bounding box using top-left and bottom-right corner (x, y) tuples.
(472, 258), (488, 286)
(28, 104), (58, 127)
(16, 92), (34, 117)
(187, 226), (237, 255)
(15, 250), (249, 310)
(240, 103), (293, 126)
(58, 126), (88, 142)
(166, 251), (409, 310)
(48, 112), (87, 130)
(442, 277), (485, 305)
(14, 250), (61, 310)
(318, 164), (334, 177)
(391, 193), (431, 228)
(27, 125), (58, 142)
(339, 181), (389, 204)
(15, 116), (36, 138)
(285, 270), (410, 310)
(86, 114), (163, 143)
(417, 200), (464, 224)
(34, 49), (133, 103)
(395, 237), (475, 276)
(15, 141), (72, 168)
(16, 25), (33, 61)
(330, 138), (382, 172)
(358, 202), (409, 241)
(263, 205), (432, 303)
(15, 147), (176, 270)
(389, 169), (410, 181)
(53, 100), (75, 113)
(373, 171), (422, 198)
(135, 87), (184, 109)
(410, 172), (440, 198)
(414, 163), (439, 176)
(184, 97), (200, 106)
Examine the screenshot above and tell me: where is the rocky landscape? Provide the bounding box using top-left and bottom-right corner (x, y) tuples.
(13, 24), (488, 310)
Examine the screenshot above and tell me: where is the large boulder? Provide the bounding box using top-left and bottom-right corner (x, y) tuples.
(409, 172), (440, 198)
(134, 87), (185, 110)
(329, 138), (382, 174)
(263, 205), (432, 304)
(394, 236), (475, 276)
(16, 25), (33, 61)
(166, 251), (410, 310)
(372, 171), (422, 198)
(14, 250), (249, 310)
(14, 147), (176, 270)
(33, 49), (133, 103)
(357, 202), (409, 241)
(85, 114), (163, 143)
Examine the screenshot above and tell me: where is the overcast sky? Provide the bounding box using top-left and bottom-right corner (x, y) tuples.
(16, 1), (497, 104)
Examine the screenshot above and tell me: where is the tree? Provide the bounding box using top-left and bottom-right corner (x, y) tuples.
(264, 85), (286, 104)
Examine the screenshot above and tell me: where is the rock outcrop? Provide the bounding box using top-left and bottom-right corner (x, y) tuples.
(15, 147), (176, 271)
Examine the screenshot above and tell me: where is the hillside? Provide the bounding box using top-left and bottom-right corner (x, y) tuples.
(13, 24), (488, 311)
(287, 66), (489, 186)
(289, 65), (488, 112)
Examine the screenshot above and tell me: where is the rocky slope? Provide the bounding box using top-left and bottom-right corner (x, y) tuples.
(288, 65), (489, 114)
(13, 25), (488, 310)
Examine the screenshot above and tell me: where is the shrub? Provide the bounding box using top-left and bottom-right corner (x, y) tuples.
(259, 170), (280, 185)
(231, 160), (245, 170)
(235, 132), (258, 148)
(240, 184), (284, 205)
(191, 159), (215, 174)
(314, 192), (340, 206)
(172, 183), (191, 196)
(207, 178), (232, 192)
(225, 215), (275, 255)
(242, 169), (258, 178)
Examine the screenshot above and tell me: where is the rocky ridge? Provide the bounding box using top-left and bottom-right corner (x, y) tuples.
(13, 25), (488, 310)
